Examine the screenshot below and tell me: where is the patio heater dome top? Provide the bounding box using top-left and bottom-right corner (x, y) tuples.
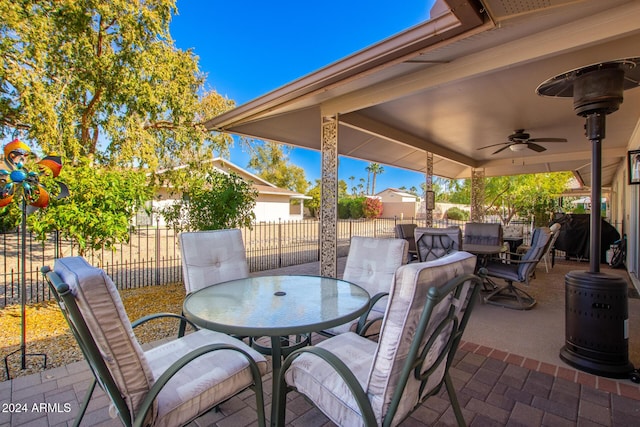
(536, 57), (640, 116)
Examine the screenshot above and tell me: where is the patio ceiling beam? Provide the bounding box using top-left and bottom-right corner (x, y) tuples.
(320, 2), (640, 117)
(339, 111), (478, 167)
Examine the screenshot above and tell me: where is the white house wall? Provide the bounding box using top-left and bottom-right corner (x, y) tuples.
(254, 195), (294, 222)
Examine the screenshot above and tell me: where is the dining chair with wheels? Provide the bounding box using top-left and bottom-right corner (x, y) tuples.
(484, 227), (552, 310)
(42, 256), (267, 427)
(320, 236), (408, 338)
(414, 226), (462, 262)
(275, 251), (482, 427)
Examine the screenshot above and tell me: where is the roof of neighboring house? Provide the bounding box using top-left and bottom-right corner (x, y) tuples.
(376, 188), (420, 199)
(155, 157), (309, 200)
(254, 184), (311, 199)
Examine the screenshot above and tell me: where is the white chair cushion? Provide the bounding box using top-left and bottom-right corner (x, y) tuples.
(54, 257), (157, 423)
(284, 332), (377, 427)
(180, 229), (249, 294)
(147, 329), (267, 427)
(285, 252), (477, 426)
(324, 236), (407, 335)
(369, 251), (476, 425)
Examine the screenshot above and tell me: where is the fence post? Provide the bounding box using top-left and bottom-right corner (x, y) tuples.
(278, 219), (282, 268)
(155, 221), (160, 286)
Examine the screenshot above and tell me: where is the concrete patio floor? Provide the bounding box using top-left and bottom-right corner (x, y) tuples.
(2, 256), (639, 426)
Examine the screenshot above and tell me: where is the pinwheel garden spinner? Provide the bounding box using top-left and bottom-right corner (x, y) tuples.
(1, 139), (68, 377)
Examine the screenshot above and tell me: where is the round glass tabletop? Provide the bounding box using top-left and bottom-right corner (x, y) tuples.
(183, 275), (370, 337)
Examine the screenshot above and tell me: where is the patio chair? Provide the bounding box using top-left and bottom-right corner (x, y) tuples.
(275, 251), (482, 427)
(394, 223), (418, 261)
(414, 226), (462, 262)
(463, 222), (503, 247)
(484, 227), (552, 310)
(320, 236), (408, 337)
(542, 222), (562, 271)
(179, 229), (249, 294)
(42, 256), (267, 427)
(180, 229), (309, 353)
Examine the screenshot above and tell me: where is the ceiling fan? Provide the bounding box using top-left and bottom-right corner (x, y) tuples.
(478, 129), (567, 154)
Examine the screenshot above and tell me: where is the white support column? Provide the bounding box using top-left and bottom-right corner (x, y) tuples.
(425, 152), (433, 226)
(471, 168), (485, 222)
(320, 115), (339, 277)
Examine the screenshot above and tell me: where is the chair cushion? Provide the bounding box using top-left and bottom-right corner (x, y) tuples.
(284, 332), (377, 427)
(54, 256), (156, 423)
(180, 229), (249, 294)
(369, 251), (477, 425)
(147, 329), (267, 427)
(324, 236), (407, 335)
(285, 252), (477, 426)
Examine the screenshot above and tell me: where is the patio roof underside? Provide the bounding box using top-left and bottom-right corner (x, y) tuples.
(206, 0), (640, 189)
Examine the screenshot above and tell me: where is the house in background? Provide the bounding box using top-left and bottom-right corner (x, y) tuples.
(146, 158), (310, 225)
(375, 188), (420, 219)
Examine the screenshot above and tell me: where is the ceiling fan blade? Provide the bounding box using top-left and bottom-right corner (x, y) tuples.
(528, 137), (567, 143)
(527, 142), (547, 152)
(492, 145), (511, 155)
(478, 142), (509, 150)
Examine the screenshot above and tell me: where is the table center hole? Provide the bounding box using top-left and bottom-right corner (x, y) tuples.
(274, 291), (286, 296)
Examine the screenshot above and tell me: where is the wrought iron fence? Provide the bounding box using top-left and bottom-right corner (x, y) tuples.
(4, 216), (464, 307)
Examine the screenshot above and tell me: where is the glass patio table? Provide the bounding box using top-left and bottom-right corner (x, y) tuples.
(182, 275), (370, 422)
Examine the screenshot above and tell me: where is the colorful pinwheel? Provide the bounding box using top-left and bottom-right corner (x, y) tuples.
(1, 138), (68, 375)
(0, 139), (68, 210)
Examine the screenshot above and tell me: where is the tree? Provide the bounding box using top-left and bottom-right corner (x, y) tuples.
(158, 165), (257, 232)
(247, 141), (308, 193)
(483, 172), (571, 225)
(368, 163), (384, 195)
(28, 157), (152, 255)
(0, 0), (232, 168)
(348, 176), (356, 195)
(305, 178), (348, 218)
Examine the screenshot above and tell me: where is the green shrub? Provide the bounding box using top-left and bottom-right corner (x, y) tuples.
(349, 197), (365, 218)
(445, 206), (469, 221)
(338, 199), (351, 219)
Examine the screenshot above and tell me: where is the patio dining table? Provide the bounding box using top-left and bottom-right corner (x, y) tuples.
(182, 274), (370, 425)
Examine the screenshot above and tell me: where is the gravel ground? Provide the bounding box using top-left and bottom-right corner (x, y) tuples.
(1, 283), (186, 381)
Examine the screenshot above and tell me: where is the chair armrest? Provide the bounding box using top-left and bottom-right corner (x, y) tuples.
(131, 313), (199, 335)
(132, 343), (264, 427)
(278, 346), (377, 426)
(355, 291), (388, 336)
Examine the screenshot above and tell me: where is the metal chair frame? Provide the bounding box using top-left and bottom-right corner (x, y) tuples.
(42, 265), (266, 427)
(483, 227), (552, 310)
(276, 270), (485, 427)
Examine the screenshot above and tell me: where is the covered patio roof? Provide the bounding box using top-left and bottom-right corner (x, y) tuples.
(205, 0), (640, 189)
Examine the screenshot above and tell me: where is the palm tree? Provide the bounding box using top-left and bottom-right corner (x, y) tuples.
(364, 165), (372, 195)
(368, 163), (384, 195)
(348, 176), (356, 195)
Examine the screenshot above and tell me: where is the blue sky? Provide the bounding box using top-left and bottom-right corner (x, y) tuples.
(170, 1), (435, 194)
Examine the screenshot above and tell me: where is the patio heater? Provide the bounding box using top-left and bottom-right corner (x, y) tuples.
(537, 58), (639, 378)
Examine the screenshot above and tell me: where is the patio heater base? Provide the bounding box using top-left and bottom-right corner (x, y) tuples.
(560, 270), (634, 379)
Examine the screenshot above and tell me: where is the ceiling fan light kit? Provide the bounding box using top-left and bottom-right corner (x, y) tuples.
(537, 57), (640, 380)
(509, 143), (528, 152)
